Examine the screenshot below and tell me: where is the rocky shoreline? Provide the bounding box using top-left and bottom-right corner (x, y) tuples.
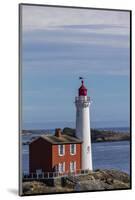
(22, 169), (130, 195)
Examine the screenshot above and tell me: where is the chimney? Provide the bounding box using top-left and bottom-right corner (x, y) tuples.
(55, 128), (62, 137)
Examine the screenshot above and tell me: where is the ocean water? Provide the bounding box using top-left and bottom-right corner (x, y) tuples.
(92, 141), (130, 174)
(22, 140), (130, 174)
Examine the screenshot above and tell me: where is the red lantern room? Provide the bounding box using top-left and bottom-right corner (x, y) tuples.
(79, 80), (87, 96)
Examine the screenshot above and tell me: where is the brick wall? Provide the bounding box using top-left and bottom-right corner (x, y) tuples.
(29, 138), (81, 173)
(52, 143), (81, 172)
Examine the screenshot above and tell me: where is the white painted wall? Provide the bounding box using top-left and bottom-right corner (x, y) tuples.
(75, 96), (93, 170)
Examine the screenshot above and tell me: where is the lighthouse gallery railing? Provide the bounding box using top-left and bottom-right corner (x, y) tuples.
(75, 96), (90, 102)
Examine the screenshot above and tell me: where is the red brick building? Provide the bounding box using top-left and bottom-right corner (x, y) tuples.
(29, 129), (82, 174)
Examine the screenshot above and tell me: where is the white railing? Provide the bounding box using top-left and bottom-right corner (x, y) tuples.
(75, 96), (90, 102)
(23, 169), (90, 180)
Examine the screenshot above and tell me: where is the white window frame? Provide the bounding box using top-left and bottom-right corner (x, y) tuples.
(58, 162), (65, 173)
(58, 144), (65, 156)
(70, 161), (76, 172)
(70, 144), (76, 155)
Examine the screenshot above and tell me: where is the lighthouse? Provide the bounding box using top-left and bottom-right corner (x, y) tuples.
(75, 79), (93, 170)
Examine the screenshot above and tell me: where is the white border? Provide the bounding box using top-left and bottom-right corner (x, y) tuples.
(0, 0), (134, 199)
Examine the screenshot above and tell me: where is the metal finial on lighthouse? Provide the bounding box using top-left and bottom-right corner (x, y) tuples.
(75, 78), (93, 170)
(79, 77), (84, 85)
(79, 77), (84, 84)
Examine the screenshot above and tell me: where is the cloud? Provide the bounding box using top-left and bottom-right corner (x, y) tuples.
(23, 28), (129, 49)
(54, 24), (129, 36)
(23, 59), (129, 77)
(56, 24), (127, 30)
(21, 5), (130, 35)
(21, 5), (130, 127)
(22, 32), (129, 77)
(21, 5), (130, 77)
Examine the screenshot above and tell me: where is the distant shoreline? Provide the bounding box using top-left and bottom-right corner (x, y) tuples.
(22, 127), (130, 144)
(63, 127), (130, 143)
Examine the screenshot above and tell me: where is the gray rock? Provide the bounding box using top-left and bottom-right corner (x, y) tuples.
(74, 169), (130, 191)
(22, 169), (130, 195)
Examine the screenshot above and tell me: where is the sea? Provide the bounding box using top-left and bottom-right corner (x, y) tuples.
(22, 127), (130, 175)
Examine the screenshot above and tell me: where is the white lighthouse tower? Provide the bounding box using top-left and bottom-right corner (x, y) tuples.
(75, 79), (93, 170)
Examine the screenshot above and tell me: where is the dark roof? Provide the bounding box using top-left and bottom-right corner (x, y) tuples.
(40, 134), (82, 144)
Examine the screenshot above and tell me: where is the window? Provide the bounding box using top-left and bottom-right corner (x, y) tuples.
(58, 162), (65, 173)
(58, 144), (65, 156)
(70, 144), (76, 155)
(70, 161), (76, 172)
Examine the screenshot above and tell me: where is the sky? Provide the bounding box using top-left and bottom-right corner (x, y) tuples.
(21, 5), (130, 129)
